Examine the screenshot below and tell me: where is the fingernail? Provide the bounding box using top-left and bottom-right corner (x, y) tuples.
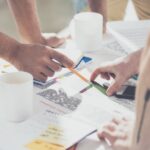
(106, 91), (112, 96)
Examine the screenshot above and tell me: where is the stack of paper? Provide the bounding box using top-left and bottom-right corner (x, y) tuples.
(108, 20), (150, 50)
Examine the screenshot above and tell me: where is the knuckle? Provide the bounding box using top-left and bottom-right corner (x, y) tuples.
(48, 61), (61, 72)
(42, 77), (47, 82)
(49, 71), (55, 77)
(113, 82), (121, 90)
(47, 47), (53, 57)
(40, 75), (47, 82)
(36, 66), (42, 72)
(51, 49), (57, 56)
(95, 68), (101, 73)
(103, 124), (110, 129)
(40, 57), (47, 64)
(110, 132), (117, 139)
(54, 65), (61, 71)
(59, 54), (66, 62)
(47, 70), (55, 77)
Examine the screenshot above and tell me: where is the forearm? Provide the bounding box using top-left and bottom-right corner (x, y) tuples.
(126, 49), (142, 74)
(131, 49), (150, 150)
(7, 0), (43, 44)
(88, 0), (107, 24)
(0, 32), (19, 63)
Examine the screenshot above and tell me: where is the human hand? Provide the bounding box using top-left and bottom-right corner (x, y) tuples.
(12, 43), (74, 81)
(90, 59), (132, 96)
(42, 33), (65, 48)
(90, 50), (141, 96)
(98, 118), (133, 150)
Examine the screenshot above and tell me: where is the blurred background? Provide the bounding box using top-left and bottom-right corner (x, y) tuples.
(0, 0), (137, 40)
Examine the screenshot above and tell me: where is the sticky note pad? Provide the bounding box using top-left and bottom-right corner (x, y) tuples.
(26, 140), (65, 150)
(39, 125), (66, 145)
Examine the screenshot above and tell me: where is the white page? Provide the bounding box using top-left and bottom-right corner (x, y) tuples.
(0, 111), (96, 150)
(36, 83), (83, 114)
(108, 20), (150, 50)
(75, 88), (134, 150)
(58, 68), (90, 95)
(100, 34), (128, 56)
(77, 133), (112, 150)
(34, 68), (105, 115)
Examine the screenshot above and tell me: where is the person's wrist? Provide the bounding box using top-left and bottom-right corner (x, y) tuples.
(22, 32), (46, 45)
(129, 50), (141, 74)
(4, 41), (21, 64)
(123, 51), (140, 76)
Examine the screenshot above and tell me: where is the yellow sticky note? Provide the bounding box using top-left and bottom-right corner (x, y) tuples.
(26, 139), (65, 150)
(39, 125), (66, 145)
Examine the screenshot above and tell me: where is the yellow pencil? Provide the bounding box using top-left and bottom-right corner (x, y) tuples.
(68, 67), (89, 83)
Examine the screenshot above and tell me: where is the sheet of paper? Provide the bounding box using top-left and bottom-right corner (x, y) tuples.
(101, 34), (128, 56)
(71, 87), (133, 127)
(36, 83), (82, 114)
(77, 133), (112, 150)
(58, 68), (90, 95)
(0, 111), (96, 150)
(108, 20), (150, 49)
(34, 69), (91, 115)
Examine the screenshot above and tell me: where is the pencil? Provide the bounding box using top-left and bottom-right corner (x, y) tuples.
(67, 67), (106, 95)
(68, 67), (89, 83)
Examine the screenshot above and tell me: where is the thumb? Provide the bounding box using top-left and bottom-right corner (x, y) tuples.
(106, 78), (123, 96)
(47, 36), (65, 48)
(50, 49), (74, 67)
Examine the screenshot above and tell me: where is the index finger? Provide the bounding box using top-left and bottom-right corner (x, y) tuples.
(49, 49), (74, 67)
(90, 66), (114, 81)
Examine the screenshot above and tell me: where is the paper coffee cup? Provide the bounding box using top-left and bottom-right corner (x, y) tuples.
(70, 12), (103, 52)
(0, 71), (33, 122)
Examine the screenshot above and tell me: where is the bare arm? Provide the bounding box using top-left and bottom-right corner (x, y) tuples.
(96, 45), (150, 150)
(7, 0), (44, 44)
(0, 32), (19, 62)
(0, 32), (73, 81)
(7, 0), (65, 47)
(91, 49), (142, 96)
(88, 0), (107, 31)
(131, 37), (150, 150)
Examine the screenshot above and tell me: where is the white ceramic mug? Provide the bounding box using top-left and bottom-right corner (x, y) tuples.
(0, 71), (33, 122)
(70, 12), (103, 52)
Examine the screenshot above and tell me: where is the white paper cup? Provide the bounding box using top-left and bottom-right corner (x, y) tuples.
(0, 71), (33, 122)
(70, 12), (103, 52)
